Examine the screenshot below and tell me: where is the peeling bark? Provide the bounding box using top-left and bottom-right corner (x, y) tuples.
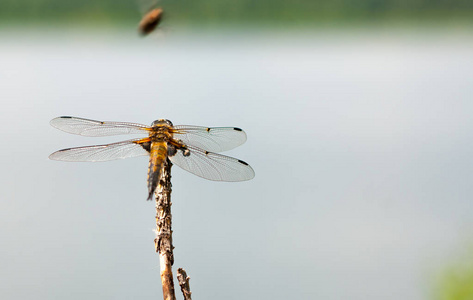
(154, 159), (176, 300)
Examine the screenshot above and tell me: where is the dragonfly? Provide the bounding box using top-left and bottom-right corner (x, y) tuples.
(49, 117), (255, 200)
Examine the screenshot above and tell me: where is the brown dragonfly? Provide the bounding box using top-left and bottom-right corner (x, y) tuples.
(49, 117), (255, 200)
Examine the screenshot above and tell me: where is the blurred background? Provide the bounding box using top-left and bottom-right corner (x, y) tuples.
(1, 1), (473, 299)
(1, 0), (473, 25)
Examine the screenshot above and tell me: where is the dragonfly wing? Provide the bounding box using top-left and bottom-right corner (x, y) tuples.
(169, 145), (254, 181)
(49, 138), (150, 162)
(172, 125), (247, 153)
(50, 116), (149, 137)
(137, 0), (160, 14)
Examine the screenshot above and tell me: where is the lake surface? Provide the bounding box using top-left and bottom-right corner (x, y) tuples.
(1, 27), (473, 300)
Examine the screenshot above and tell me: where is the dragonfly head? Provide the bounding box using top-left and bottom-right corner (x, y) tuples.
(151, 119), (173, 127)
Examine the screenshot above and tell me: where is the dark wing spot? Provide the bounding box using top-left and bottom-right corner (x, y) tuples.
(137, 141), (151, 152)
(100, 121), (104, 124)
(61, 116), (72, 119)
(233, 127), (242, 131)
(205, 151), (209, 155)
(238, 159), (248, 166)
(167, 144), (177, 157)
(206, 127), (211, 132)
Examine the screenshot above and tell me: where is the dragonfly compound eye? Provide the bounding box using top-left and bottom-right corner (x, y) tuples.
(151, 119), (173, 127)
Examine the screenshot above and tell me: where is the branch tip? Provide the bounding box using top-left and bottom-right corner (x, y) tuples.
(177, 268), (192, 300)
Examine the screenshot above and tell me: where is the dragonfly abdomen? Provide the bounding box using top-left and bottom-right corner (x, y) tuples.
(147, 141), (168, 200)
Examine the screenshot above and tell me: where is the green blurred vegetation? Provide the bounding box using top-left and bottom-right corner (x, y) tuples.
(1, 0), (473, 26)
(433, 246), (473, 300)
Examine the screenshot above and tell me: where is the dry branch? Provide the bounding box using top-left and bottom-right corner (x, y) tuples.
(177, 268), (192, 300)
(154, 159), (176, 300)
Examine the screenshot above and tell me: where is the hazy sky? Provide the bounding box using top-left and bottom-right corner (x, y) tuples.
(1, 28), (473, 300)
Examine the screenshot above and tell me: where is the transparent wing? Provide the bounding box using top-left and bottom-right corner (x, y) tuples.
(172, 125), (247, 153)
(50, 116), (149, 137)
(49, 138), (150, 162)
(169, 145), (254, 181)
(137, 0), (160, 14)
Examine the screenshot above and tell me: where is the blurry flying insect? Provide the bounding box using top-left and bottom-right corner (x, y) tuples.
(137, 0), (166, 36)
(139, 7), (164, 35)
(49, 117), (255, 200)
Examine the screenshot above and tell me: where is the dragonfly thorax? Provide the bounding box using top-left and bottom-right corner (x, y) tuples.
(149, 119), (174, 142)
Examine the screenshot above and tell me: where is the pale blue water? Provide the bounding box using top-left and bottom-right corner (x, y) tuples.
(1, 28), (473, 300)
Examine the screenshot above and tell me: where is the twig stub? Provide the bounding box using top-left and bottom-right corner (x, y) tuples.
(177, 268), (192, 300)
